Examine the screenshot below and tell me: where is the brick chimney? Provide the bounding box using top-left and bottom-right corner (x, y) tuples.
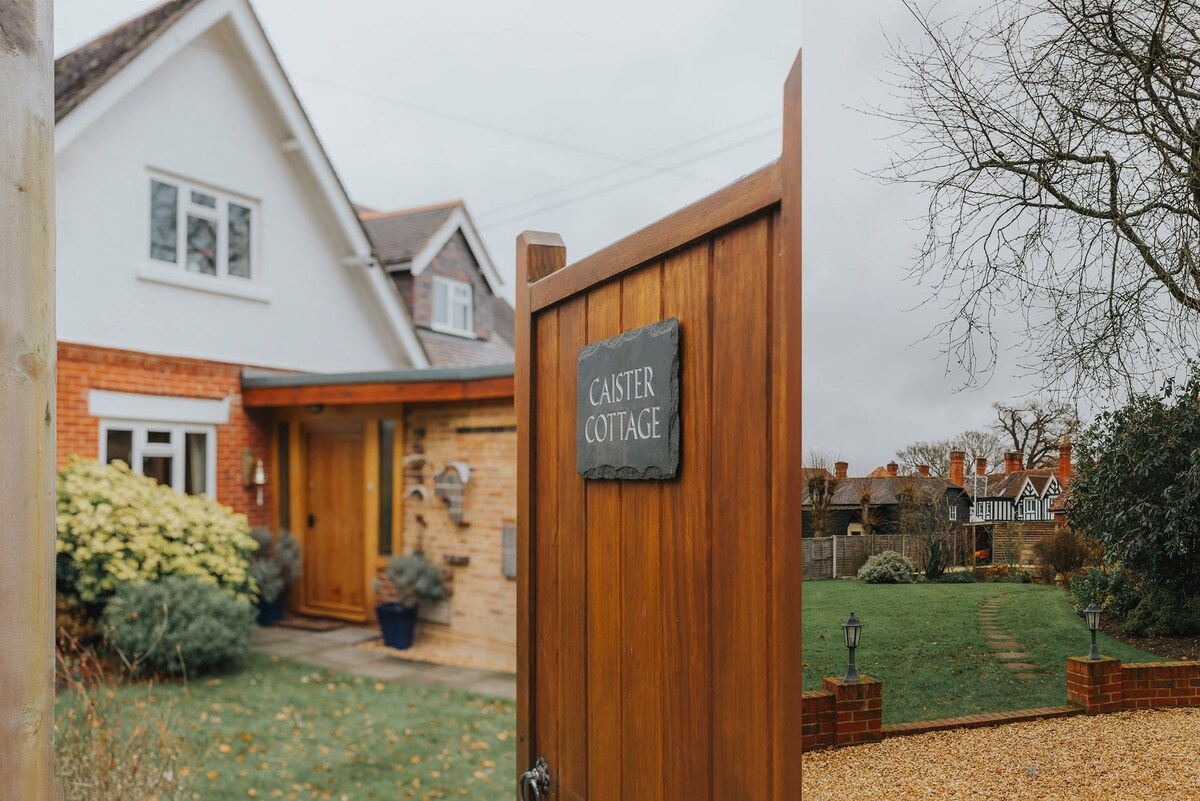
(917, 464), (931, 477)
(835, 461), (848, 479)
(886, 462), (899, 477)
(976, 457), (988, 476)
(1004, 451), (1024, 474)
(949, 450), (966, 486)
(1058, 439), (1072, 487)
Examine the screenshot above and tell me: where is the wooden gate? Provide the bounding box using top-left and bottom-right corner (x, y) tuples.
(515, 53), (802, 800)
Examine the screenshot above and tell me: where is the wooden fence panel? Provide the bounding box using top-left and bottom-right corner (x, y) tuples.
(517, 53), (802, 801)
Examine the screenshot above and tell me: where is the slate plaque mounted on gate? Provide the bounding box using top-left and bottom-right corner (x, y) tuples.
(577, 317), (679, 480)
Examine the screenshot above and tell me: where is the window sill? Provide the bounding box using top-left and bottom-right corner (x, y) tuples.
(138, 265), (271, 303)
(429, 322), (477, 339)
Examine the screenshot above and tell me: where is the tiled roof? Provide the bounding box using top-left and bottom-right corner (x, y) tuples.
(492, 297), (515, 346)
(827, 476), (964, 507)
(360, 201), (462, 267)
(981, 468), (1056, 498)
(417, 329), (514, 369)
(55, 0), (203, 122)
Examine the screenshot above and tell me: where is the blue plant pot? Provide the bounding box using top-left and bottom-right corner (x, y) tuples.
(376, 602), (419, 650)
(257, 587), (289, 626)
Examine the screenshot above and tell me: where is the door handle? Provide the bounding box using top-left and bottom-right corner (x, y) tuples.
(308, 513), (316, 528)
(519, 757), (549, 801)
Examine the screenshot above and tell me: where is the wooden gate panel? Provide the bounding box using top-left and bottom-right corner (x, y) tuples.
(712, 213), (775, 797)
(556, 297), (589, 799)
(617, 265), (666, 801)
(660, 241), (713, 801)
(585, 280), (623, 801)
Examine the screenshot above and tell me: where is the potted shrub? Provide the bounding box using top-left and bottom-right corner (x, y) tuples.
(249, 528), (302, 626)
(375, 551), (447, 650)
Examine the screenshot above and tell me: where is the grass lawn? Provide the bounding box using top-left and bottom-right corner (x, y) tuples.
(801, 580), (1162, 724)
(61, 653), (515, 801)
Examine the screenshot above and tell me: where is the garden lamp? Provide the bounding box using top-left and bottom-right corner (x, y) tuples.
(841, 611), (863, 682)
(1084, 602), (1101, 660)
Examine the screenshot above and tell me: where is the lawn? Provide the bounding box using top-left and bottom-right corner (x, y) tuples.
(801, 580), (1162, 724)
(59, 653), (515, 801)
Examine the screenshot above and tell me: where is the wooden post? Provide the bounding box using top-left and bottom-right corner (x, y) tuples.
(514, 231), (566, 783)
(775, 48), (804, 784)
(0, 0), (58, 798)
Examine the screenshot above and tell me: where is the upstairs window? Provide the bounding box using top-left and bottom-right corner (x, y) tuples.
(431, 276), (474, 337)
(149, 176), (256, 282)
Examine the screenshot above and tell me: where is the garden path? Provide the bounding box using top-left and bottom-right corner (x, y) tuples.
(250, 625), (517, 699)
(977, 595), (1048, 679)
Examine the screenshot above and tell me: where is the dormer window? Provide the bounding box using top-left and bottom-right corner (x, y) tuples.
(149, 175), (255, 282)
(432, 276), (474, 337)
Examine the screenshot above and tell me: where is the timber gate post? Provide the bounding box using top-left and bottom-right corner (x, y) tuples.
(517, 50), (802, 800)
(0, 0), (59, 798)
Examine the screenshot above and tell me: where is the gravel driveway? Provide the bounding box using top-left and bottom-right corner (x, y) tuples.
(802, 708), (1200, 800)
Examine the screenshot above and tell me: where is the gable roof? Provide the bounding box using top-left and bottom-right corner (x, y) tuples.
(360, 200), (505, 296)
(55, 0), (202, 122)
(52, 0), (429, 369)
(361, 201), (462, 267)
(981, 469), (1057, 499)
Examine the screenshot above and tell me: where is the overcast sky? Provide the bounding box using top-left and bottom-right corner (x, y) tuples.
(54, 0), (1045, 472)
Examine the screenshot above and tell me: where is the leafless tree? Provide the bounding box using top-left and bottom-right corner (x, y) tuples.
(896, 479), (969, 576)
(804, 449), (843, 538)
(896, 429), (1006, 476)
(993, 397), (1080, 466)
(881, 0), (1200, 394)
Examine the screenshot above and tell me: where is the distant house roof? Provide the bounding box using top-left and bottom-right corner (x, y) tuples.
(981, 469), (1056, 498)
(360, 201), (462, 268)
(823, 476), (968, 508)
(418, 328), (516, 369)
(55, 0), (202, 122)
(491, 296), (515, 346)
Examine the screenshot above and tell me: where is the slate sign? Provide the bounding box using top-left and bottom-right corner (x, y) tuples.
(577, 317), (679, 480)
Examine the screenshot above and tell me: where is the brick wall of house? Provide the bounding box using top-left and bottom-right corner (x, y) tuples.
(392, 398), (516, 650)
(409, 231), (494, 339)
(56, 342), (272, 526)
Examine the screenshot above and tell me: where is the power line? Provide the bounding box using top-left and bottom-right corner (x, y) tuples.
(475, 111), (780, 222)
(294, 72), (720, 185)
(479, 128), (780, 232)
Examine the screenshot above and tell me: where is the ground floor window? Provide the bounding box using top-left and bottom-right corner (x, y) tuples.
(100, 420), (217, 497)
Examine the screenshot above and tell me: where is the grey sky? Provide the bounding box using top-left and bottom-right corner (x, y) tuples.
(54, 0), (1045, 472)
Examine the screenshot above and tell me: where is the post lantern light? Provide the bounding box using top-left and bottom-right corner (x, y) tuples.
(841, 611), (863, 682)
(1084, 602), (1102, 660)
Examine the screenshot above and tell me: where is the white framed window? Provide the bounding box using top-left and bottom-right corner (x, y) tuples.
(100, 420), (217, 498)
(949, 506), (957, 521)
(431, 276), (474, 337)
(148, 173), (257, 284)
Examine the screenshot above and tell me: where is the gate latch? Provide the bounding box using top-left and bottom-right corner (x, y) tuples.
(519, 757), (550, 801)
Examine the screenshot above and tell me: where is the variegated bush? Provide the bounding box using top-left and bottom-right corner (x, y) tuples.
(56, 457), (257, 607)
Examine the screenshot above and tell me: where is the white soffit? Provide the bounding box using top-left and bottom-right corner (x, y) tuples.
(88, 389), (231, 425)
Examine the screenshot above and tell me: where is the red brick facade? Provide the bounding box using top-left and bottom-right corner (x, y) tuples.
(1066, 656), (1124, 714)
(56, 342), (272, 526)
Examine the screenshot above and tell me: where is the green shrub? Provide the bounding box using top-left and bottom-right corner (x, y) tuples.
(935, 570), (976, 584)
(857, 551), (915, 584)
(57, 458), (257, 608)
(1123, 587), (1200, 637)
(102, 576), (256, 676)
(382, 551), (449, 607)
(248, 528), (303, 603)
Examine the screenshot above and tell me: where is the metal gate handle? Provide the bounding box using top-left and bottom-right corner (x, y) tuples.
(519, 757), (549, 801)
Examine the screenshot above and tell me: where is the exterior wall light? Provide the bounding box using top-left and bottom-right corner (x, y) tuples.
(842, 611), (863, 682)
(1084, 602), (1101, 660)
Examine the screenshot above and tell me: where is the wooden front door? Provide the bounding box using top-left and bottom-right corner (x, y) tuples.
(514, 53), (802, 801)
(302, 424), (366, 620)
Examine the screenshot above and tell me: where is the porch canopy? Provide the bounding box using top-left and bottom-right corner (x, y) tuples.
(241, 363), (514, 408)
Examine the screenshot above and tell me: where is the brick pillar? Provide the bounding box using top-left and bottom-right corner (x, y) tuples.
(822, 676), (883, 745)
(1066, 657), (1122, 714)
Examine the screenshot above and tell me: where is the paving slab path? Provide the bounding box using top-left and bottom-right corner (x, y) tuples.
(977, 595), (1048, 678)
(250, 624), (517, 700)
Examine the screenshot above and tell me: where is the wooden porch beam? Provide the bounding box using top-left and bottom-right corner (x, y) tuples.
(242, 375), (514, 408)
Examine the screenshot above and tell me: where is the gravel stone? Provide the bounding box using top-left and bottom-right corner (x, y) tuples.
(803, 708), (1200, 800)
